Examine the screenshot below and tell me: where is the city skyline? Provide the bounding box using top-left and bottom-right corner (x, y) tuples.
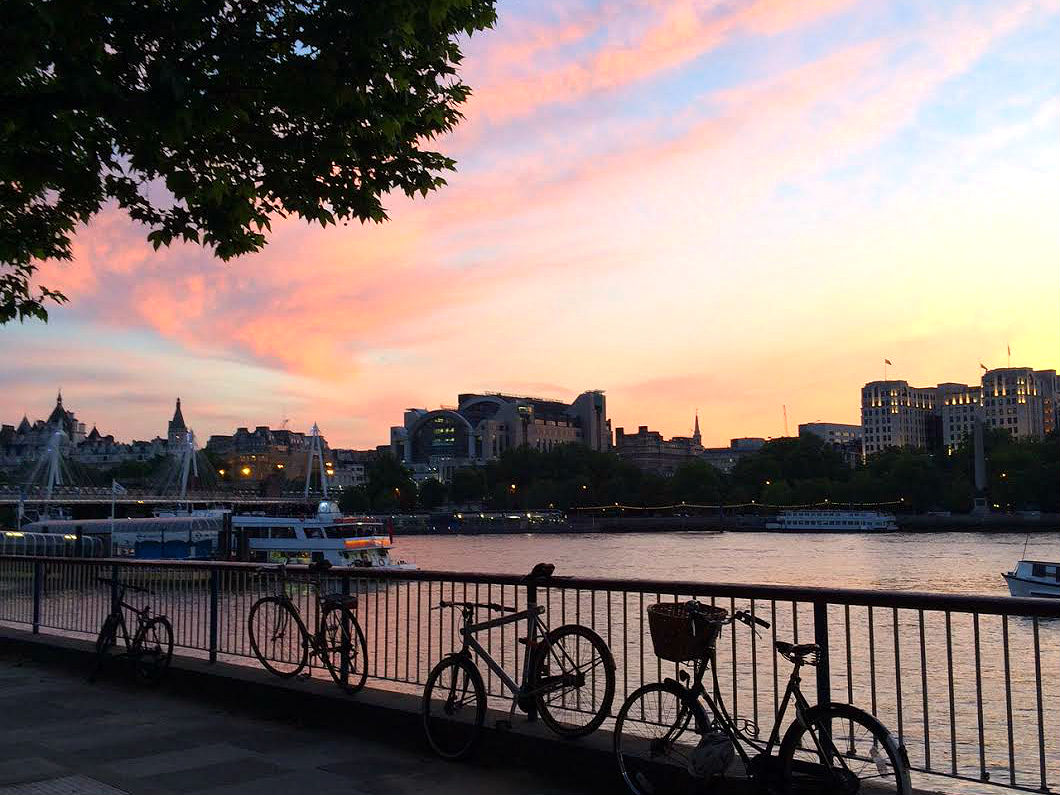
(3, 358), (1057, 453)
(2, 0), (1058, 449)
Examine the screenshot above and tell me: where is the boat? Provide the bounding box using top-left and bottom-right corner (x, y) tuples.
(1002, 560), (1060, 599)
(765, 509), (898, 532)
(232, 501), (416, 570)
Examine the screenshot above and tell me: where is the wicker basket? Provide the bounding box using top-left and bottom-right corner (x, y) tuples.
(647, 602), (728, 662)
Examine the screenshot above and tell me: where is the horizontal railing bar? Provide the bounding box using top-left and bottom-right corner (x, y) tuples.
(4, 555), (1058, 617)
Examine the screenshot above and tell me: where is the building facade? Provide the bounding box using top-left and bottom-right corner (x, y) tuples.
(798, 422), (863, 466)
(390, 391), (610, 482)
(861, 366), (1058, 458)
(614, 415), (702, 475)
(0, 395), (187, 472)
(700, 437), (766, 473)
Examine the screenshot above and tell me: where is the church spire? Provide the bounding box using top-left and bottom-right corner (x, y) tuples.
(170, 397), (186, 431)
(692, 410), (701, 445)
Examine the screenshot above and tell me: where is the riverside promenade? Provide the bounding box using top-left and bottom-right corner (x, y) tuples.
(0, 640), (593, 795)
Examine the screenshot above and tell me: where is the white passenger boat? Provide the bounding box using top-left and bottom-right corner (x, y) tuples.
(234, 501), (416, 570)
(1002, 560), (1060, 599)
(765, 510), (898, 532)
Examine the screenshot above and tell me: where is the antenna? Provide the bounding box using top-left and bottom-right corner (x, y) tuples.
(783, 404), (789, 437)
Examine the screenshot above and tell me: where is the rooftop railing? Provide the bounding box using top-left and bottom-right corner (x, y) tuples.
(0, 555), (1055, 794)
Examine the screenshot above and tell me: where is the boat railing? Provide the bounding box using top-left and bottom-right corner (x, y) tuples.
(0, 554), (1057, 794)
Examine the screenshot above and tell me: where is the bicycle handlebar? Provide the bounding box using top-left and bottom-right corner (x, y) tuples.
(733, 609), (770, 629)
(436, 600), (517, 614)
(96, 577), (152, 595)
(686, 600), (770, 630)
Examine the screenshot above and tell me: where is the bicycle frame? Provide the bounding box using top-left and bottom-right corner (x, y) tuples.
(457, 603), (548, 697)
(674, 651), (834, 773)
(107, 588), (152, 652)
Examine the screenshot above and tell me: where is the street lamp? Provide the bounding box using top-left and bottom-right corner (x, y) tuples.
(218, 469), (226, 476)
(240, 466), (251, 476)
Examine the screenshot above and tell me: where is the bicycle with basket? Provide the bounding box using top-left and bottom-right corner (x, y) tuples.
(613, 599), (911, 794)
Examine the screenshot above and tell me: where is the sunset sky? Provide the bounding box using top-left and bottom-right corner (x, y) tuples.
(2, 0), (1058, 449)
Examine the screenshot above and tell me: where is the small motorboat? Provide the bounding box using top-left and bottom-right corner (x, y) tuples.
(1003, 560), (1060, 599)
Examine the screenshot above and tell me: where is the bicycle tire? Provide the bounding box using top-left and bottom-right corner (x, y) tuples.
(422, 654), (486, 760)
(778, 702), (912, 795)
(248, 596), (308, 677)
(319, 604), (368, 693)
(614, 680), (709, 795)
(531, 623), (615, 738)
(133, 615), (174, 684)
(95, 613), (120, 657)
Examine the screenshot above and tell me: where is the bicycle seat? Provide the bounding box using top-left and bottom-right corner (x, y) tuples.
(775, 641), (820, 666)
(522, 562), (555, 583)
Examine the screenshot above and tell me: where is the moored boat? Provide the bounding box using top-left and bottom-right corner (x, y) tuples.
(1002, 560), (1060, 598)
(233, 501), (415, 570)
(765, 509), (898, 532)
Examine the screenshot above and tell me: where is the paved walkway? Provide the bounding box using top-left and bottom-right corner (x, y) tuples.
(0, 650), (588, 795)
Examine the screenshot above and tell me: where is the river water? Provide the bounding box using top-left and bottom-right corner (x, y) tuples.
(396, 529), (1059, 594)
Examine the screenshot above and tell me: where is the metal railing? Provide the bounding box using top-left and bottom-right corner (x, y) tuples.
(0, 555), (1056, 793)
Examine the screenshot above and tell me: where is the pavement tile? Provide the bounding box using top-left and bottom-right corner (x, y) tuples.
(103, 744), (267, 780)
(187, 769), (369, 795)
(0, 759), (68, 787)
(0, 775), (129, 795)
(131, 759), (283, 793)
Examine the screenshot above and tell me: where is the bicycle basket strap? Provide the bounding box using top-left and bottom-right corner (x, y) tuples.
(647, 602), (727, 662)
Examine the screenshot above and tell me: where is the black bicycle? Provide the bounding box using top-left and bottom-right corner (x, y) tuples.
(94, 577), (174, 683)
(422, 563), (616, 760)
(247, 559), (368, 693)
(614, 600), (911, 794)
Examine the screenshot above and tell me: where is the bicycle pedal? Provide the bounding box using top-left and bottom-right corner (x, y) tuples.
(495, 719), (512, 731)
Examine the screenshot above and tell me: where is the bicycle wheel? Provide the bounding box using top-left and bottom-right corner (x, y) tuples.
(614, 681), (709, 795)
(95, 613), (120, 657)
(248, 596), (308, 677)
(133, 616), (173, 684)
(778, 702), (912, 795)
(422, 655), (485, 760)
(531, 623), (615, 737)
(320, 604), (368, 693)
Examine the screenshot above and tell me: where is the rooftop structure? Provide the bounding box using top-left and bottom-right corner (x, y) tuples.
(390, 390), (610, 482)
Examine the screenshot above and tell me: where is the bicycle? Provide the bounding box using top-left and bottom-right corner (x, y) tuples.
(93, 577), (174, 683)
(614, 600), (912, 794)
(422, 562), (616, 760)
(247, 559), (368, 693)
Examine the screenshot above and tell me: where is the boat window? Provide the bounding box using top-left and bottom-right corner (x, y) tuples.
(304, 528), (324, 539)
(270, 527), (297, 539)
(1032, 563), (1046, 578)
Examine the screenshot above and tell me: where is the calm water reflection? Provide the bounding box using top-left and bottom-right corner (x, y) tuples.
(398, 529), (1060, 594)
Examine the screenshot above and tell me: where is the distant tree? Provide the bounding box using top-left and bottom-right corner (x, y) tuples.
(338, 486), (370, 514)
(0, 0), (497, 322)
(450, 467), (486, 506)
(670, 459), (724, 505)
(417, 478), (447, 510)
(365, 452), (416, 511)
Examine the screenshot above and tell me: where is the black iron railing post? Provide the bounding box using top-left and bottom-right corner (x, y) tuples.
(813, 600), (831, 705)
(209, 568), (219, 663)
(31, 560), (43, 634)
(340, 573), (351, 683)
(526, 578), (538, 722)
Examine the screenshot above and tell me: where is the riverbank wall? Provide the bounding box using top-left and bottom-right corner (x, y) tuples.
(395, 512), (1059, 536)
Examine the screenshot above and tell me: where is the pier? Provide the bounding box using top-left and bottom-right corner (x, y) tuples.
(1, 555), (1057, 794)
